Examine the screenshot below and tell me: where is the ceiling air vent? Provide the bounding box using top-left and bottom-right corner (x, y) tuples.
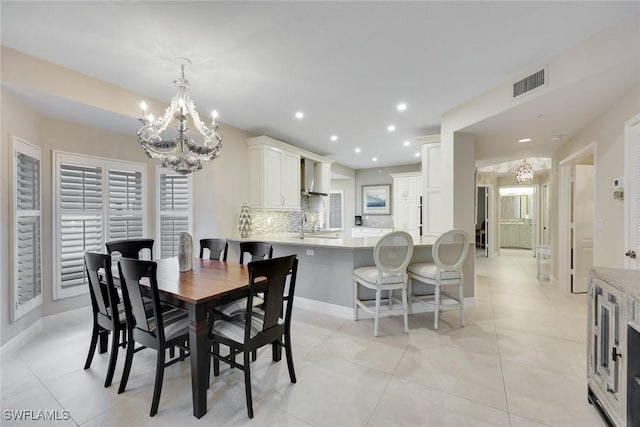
(513, 68), (546, 98)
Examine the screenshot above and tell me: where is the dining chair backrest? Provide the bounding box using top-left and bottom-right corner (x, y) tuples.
(199, 238), (228, 261)
(239, 241), (273, 264)
(84, 251), (120, 324)
(432, 229), (470, 271)
(118, 258), (164, 347)
(106, 239), (154, 260)
(373, 231), (414, 276)
(245, 255), (298, 340)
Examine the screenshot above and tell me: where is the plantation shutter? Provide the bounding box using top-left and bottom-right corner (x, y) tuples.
(158, 172), (191, 258)
(12, 139), (43, 320)
(59, 163), (104, 289)
(329, 192), (343, 228)
(108, 169), (143, 240)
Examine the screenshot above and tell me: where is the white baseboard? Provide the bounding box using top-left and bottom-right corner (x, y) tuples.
(294, 296), (476, 320)
(1, 319), (43, 358)
(1, 306), (91, 357)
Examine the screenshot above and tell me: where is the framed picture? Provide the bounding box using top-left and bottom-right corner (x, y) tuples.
(362, 184), (391, 215)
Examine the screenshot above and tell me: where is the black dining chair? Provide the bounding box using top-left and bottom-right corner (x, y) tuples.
(117, 258), (190, 417)
(84, 252), (127, 387)
(239, 241), (273, 264)
(199, 238), (228, 261)
(209, 254), (299, 419)
(106, 238), (154, 260)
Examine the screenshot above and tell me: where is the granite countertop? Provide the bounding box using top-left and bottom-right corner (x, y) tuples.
(591, 266), (640, 294)
(227, 233), (439, 249)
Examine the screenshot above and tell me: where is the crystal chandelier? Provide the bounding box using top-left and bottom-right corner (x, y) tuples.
(515, 158), (534, 184)
(136, 61), (222, 174)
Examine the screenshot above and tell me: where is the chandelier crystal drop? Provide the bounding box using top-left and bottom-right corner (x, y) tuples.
(515, 158), (534, 184)
(136, 61), (222, 175)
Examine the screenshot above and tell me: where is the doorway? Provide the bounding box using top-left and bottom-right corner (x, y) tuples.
(476, 186), (490, 257)
(559, 144), (596, 294)
(498, 186), (536, 255)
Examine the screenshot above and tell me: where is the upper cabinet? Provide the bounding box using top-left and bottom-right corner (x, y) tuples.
(249, 143), (300, 210)
(247, 136), (333, 211)
(391, 172), (422, 236)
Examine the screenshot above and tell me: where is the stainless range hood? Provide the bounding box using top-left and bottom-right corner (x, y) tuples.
(300, 158), (328, 196)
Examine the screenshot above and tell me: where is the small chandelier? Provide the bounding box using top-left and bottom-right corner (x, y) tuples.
(515, 158), (534, 184)
(136, 60), (222, 174)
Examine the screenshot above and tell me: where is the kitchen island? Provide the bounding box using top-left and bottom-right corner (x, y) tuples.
(227, 233), (475, 319)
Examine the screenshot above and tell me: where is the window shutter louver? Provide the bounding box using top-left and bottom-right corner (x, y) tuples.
(54, 153), (146, 299)
(13, 146), (42, 319)
(158, 172), (191, 258)
(108, 169), (143, 240)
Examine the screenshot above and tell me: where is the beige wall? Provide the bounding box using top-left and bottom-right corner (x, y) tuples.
(550, 83), (640, 281)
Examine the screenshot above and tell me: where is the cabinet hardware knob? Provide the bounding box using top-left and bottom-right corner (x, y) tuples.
(625, 250), (637, 259)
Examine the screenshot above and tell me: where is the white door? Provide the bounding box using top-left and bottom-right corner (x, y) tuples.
(625, 118), (640, 269)
(572, 164), (594, 293)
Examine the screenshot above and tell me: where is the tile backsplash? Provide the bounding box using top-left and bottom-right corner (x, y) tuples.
(249, 196), (321, 235)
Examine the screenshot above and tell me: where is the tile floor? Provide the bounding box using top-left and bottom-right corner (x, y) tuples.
(1, 249), (603, 426)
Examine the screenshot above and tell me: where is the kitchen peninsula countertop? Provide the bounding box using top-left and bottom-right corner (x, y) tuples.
(227, 233), (439, 249)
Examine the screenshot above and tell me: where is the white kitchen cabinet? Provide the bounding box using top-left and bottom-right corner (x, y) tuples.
(391, 172), (422, 236)
(418, 137), (443, 236)
(249, 144), (300, 210)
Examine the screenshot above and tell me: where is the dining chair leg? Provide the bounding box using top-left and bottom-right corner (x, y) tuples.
(458, 282), (465, 327)
(169, 346), (175, 358)
(252, 349), (257, 361)
(99, 329), (109, 354)
(212, 342), (220, 376)
(374, 289), (381, 337)
(284, 330), (296, 383)
(407, 279), (414, 314)
(104, 328), (120, 387)
(272, 340), (282, 362)
(401, 287), (409, 334)
(243, 350), (254, 419)
(118, 331), (135, 394)
(434, 285), (441, 330)
(84, 322), (99, 369)
(150, 350), (165, 417)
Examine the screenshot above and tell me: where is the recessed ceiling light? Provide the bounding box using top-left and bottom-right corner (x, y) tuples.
(387, 125), (396, 132)
(295, 111), (304, 119)
(330, 135), (338, 141)
(414, 152), (421, 157)
(354, 147), (361, 153)
(518, 138), (532, 143)
(397, 103), (407, 111)
(551, 134), (564, 142)
(403, 141), (410, 147)
(372, 157), (378, 162)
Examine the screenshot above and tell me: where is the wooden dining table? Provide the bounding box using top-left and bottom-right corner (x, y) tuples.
(150, 257), (251, 418)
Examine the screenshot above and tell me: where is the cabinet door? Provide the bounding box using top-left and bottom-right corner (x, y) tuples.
(405, 198), (419, 235)
(282, 152), (300, 209)
(406, 176), (418, 200)
(394, 177), (408, 200)
(264, 147), (284, 208)
(595, 287), (623, 401)
(394, 200), (407, 231)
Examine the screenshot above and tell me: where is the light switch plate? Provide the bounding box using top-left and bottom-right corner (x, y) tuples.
(306, 249), (314, 256)
(596, 218), (604, 232)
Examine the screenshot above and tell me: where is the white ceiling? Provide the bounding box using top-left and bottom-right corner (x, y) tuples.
(1, 1), (639, 169)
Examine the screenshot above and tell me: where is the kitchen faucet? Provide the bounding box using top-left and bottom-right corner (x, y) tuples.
(299, 212), (307, 239)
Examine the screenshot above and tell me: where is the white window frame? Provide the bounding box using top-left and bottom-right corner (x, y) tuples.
(53, 151), (147, 299)
(11, 136), (42, 320)
(329, 190), (344, 230)
(156, 167), (192, 258)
